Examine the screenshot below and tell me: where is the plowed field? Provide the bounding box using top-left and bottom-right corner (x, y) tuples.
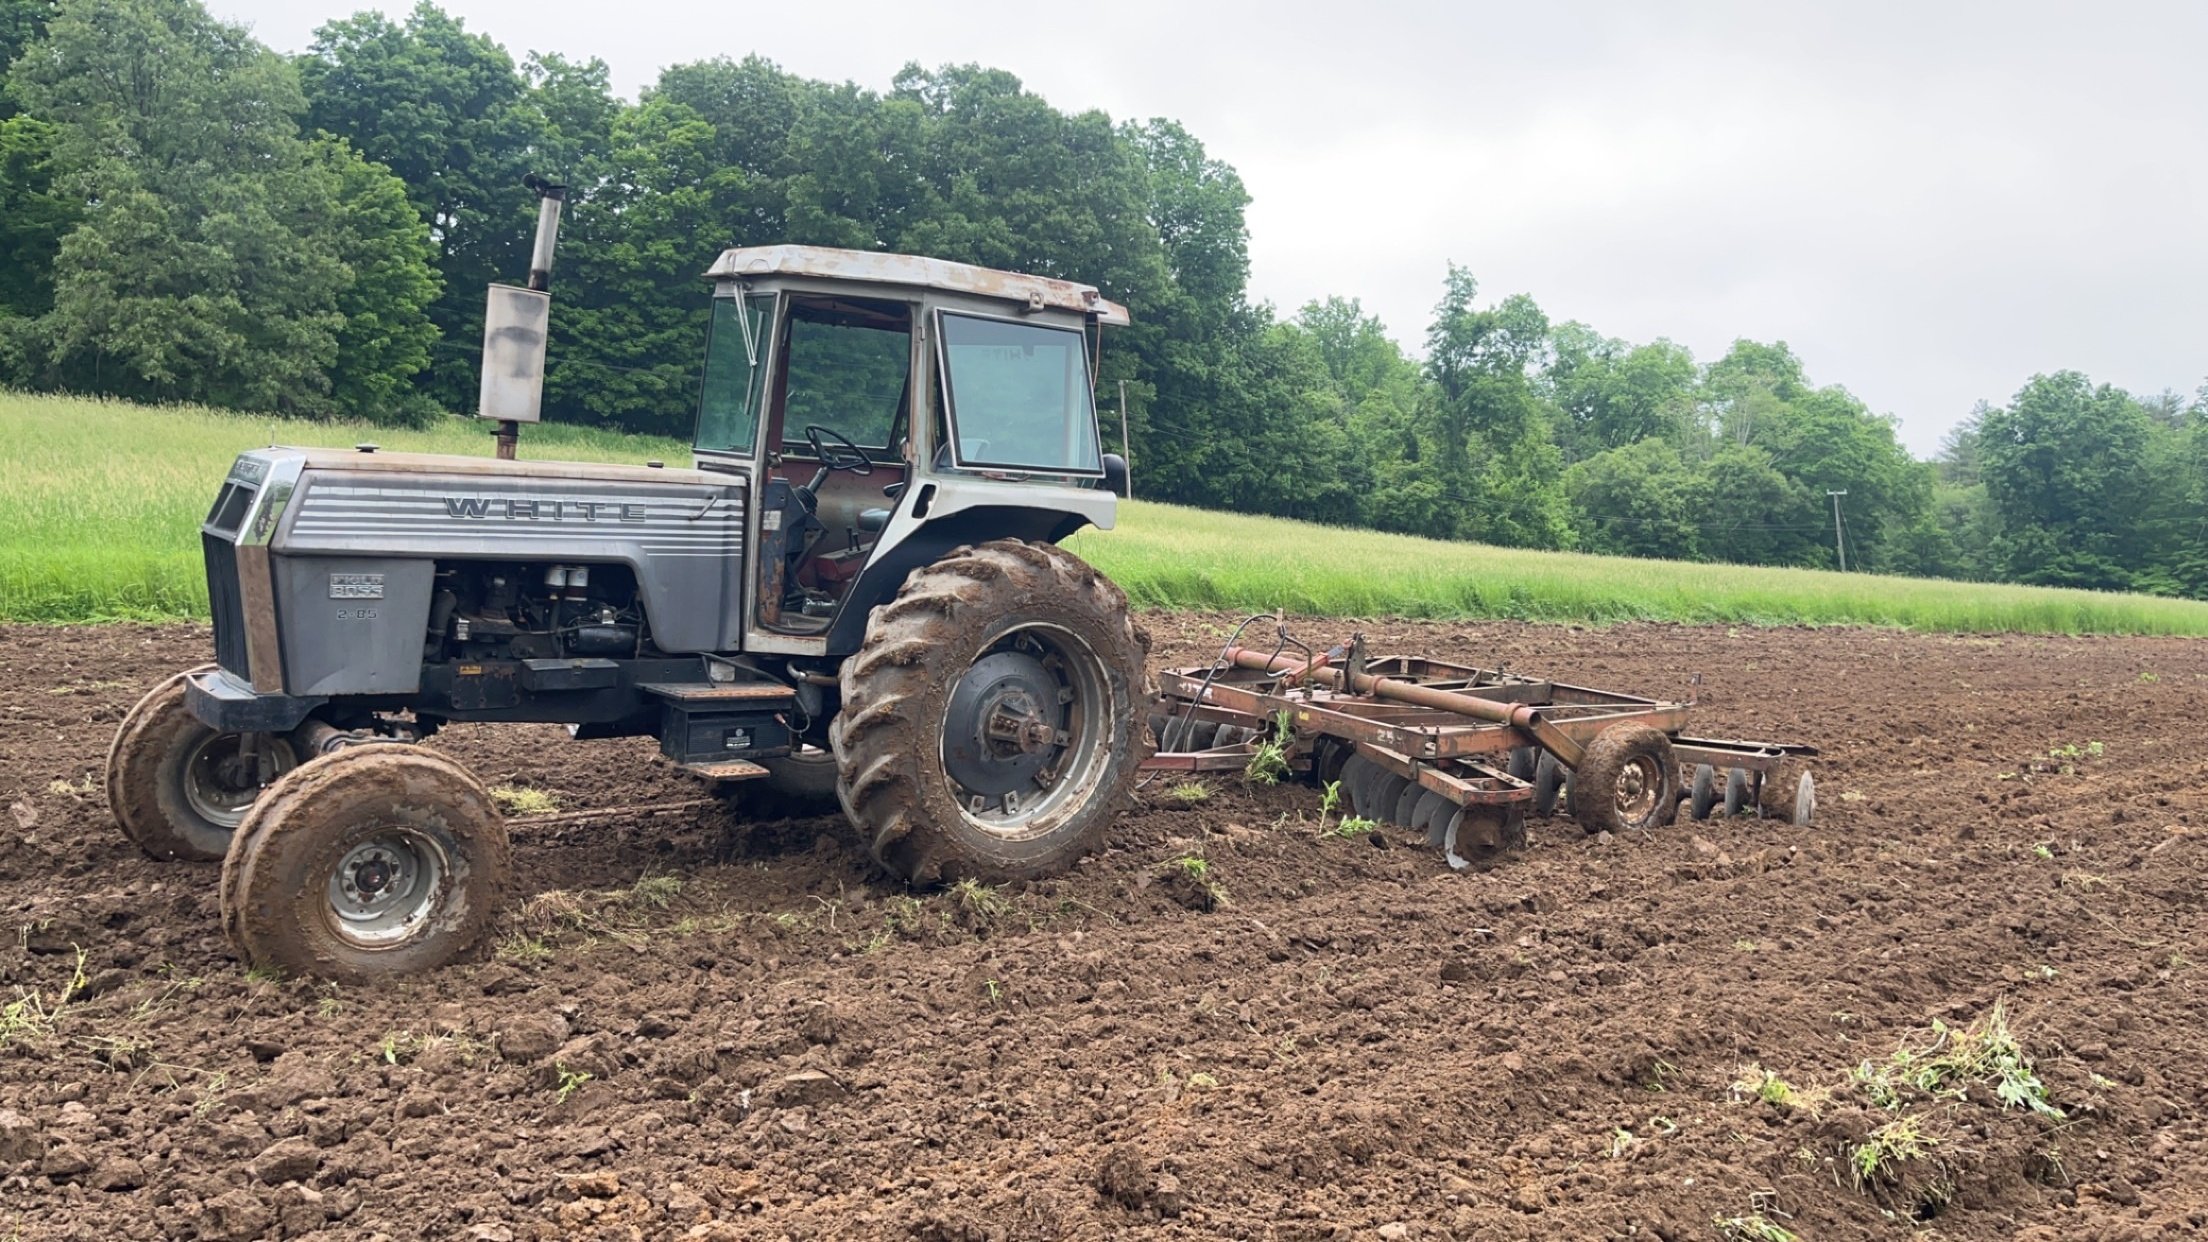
(1, 618), (2202, 1241)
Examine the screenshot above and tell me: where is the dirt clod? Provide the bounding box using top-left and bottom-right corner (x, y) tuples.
(775, 1069), (843, 1107)
(89, 1156), (145, 1191)
(40, 1141), (91, 1181)
(0, 1109), (41, 1164)
(566, 1169), (621, 1199)
(493, 1011), (570, 1062)
(249, 1137), (317, 1185)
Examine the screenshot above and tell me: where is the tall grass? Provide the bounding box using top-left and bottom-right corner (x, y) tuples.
(6, 389), (2208, 635)
(0, 392), (685, 621)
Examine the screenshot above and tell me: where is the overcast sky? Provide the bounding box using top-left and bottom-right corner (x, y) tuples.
(217, 0), (2204, 457)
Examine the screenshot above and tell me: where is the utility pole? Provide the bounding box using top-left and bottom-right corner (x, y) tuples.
(1827, 489), (1848, 572)
(1117, 379), (1133, 499)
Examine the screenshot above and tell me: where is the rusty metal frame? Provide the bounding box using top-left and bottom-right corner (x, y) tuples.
(1141, 645), (1816, 812)
(1155, 668), (1693, 764)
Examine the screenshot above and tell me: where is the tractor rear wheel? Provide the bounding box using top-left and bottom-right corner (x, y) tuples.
(107, 666), (299, 861)
(1571, 725), (1678, 836)
(831, 540), (1150, 884)
(220, 744), (509, 982)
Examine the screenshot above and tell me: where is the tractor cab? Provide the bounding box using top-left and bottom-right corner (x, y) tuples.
(689, 247), (1130, 653)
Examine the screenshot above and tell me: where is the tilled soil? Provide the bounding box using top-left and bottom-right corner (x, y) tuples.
(0, 617), (2203, 1241)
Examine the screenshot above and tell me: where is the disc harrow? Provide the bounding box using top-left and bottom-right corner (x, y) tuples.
(1139, 621), (1816, 870)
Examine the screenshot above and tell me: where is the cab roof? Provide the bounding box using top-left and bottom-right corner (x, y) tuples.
(704, 245), (1131, 327)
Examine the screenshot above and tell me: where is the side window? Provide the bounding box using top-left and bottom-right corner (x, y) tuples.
(936, 312), (1102, 475)
(780, 299), (910, 454)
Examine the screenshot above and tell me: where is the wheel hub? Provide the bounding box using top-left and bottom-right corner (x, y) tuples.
(943, 650), (1068, 798)
(930, 621), (1116, 842)
(183, 733), (296, 830)
(354, 856), (394, 896)
(327, 832), (446, 948)
(1615, 757), (1659, 820)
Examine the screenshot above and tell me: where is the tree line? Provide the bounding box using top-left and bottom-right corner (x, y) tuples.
(3, 0), (2202, 597)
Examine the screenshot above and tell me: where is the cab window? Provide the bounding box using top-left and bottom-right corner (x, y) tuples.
(781, 297), (909, 455)
(937, 312), (1101, 475)
(695, 292), (774, 455)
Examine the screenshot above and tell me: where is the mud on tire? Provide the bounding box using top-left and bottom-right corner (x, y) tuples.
(220, 744), (510, 982)
(107, 665), (298, 861)
(1570, 724), (1679, 836)
(831, 539), (1151, 884)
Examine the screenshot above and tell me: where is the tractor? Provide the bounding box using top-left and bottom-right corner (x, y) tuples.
(106, 181), (1148, 981)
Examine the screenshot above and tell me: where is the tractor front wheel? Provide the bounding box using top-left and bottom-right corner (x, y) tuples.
(220, 744), (510, 982)
(831, 540), (1150, 884)
(107, 666), (299, 861)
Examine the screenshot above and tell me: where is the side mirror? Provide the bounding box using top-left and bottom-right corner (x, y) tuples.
(1101, 453), (1130, 499)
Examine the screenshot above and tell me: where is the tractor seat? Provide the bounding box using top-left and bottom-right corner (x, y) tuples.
(857, 507), (891, 534)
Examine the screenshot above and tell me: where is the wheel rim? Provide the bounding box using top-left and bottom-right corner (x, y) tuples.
(182, 733), (297, 830)
(938, 622), (1115, 840)
(324, 829), (449, 949)
(1614, 754), (1662, 824)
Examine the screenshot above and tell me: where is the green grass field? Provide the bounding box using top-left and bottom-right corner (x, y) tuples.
(0, 392), (688, 621)
(8, 390), (2208, 635)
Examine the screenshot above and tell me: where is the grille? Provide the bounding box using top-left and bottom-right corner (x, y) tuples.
(203, 533), (249, 679)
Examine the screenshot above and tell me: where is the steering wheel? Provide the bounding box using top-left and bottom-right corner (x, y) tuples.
(804, 424), (874, 476)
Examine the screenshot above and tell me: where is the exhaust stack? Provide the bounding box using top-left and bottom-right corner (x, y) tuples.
(479, 174), (568, 460)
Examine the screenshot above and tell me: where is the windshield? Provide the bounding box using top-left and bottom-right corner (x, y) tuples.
(695, 292), (773, 455)
(937, 312), (1102, 475)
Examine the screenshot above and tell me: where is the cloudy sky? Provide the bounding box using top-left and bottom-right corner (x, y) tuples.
(218, 0), (2204, 456)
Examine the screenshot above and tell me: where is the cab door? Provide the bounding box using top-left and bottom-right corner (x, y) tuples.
(749, 292), (917, 638)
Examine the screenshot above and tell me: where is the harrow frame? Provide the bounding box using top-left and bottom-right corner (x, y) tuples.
(1138, 630), (1817, 870)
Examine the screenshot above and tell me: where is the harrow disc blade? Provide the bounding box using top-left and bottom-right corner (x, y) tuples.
(1533, 752), (1567, 817)
(1507, 747), (1536, 782)
(1723, 766), (1751, 816)
(1410, 791), (1451, 846)
(1390, 781), (1425, 828)
(1369, 773), (1412, 824)
(1342, 755), (1376, 816)
(1689, 764), (1717, 820)
(1313, 740), (1352, 791)
(1443, 805), (1525, 872)
(1754, 760), (1815, 826)
(1356, 761), (1393, 819)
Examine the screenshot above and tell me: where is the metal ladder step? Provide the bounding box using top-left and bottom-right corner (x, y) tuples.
(678, 758), (772, 782)
(639, 681), (794, 704)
